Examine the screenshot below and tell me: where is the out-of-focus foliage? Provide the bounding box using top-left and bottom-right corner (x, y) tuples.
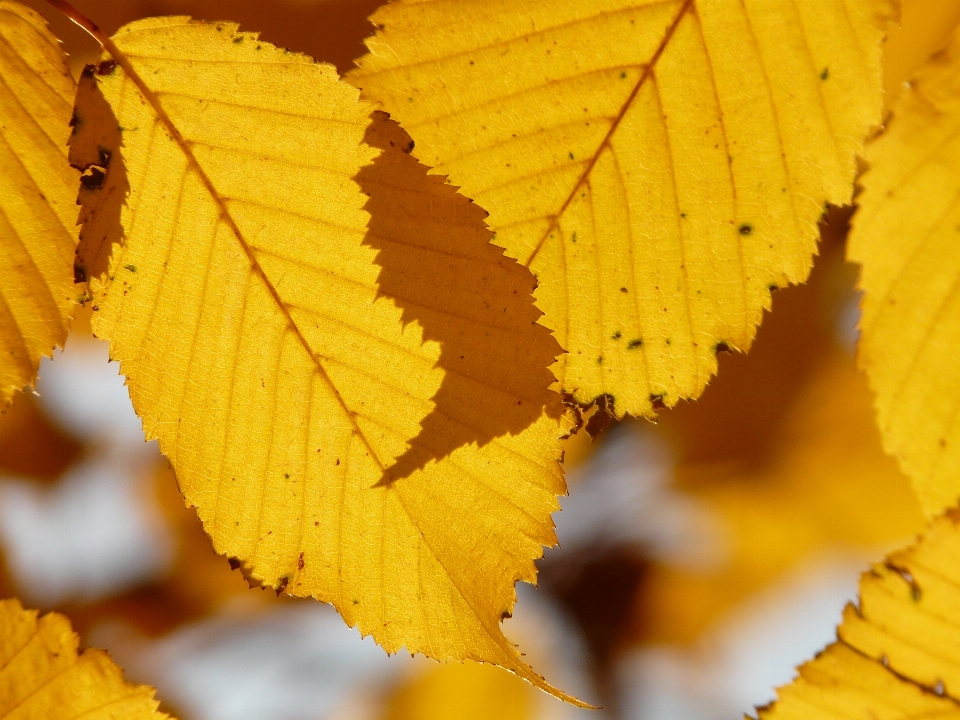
(0, 1), (79, 405)
(638, 351), (924, 646)
(759, 509), (960, 720)
(850, 27), (960, 517)
(881, 0), (960, 106)
(0, 597), (170, 718)
(385, 662), (533, 720)
(351, 0), (893, 419)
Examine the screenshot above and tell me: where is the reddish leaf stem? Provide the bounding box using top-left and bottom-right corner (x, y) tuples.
(43, 0), (106, 46)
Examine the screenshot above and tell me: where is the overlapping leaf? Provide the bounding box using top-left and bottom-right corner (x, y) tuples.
(0, 597), (169, 718)
(350, 0), (894, 418)
(850, 30), (960, 517)
(757, 509), (960, 720)
(78, 18), (579, 701)
(0, 1), (80, 405)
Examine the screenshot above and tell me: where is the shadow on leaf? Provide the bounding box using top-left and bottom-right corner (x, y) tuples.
(68, 62), (128, 285)
(357, 112), (565, 483)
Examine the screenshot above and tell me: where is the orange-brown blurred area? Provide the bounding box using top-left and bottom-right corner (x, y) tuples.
(2, 1), (959, 719)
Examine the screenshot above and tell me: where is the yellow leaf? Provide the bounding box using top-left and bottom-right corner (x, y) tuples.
(881, 0), (960, 108)
(0, 597), (170, 718)
(384, 662), (534, 720)
(849, 30), (960, 517)
(757, 508), (960, 720)
(78, 18), (580, 703)
(0, 1), (80, 405)
(349, 0), (893, 418)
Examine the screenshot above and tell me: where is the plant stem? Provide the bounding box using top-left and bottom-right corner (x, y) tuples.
(43, 0), (106, 47)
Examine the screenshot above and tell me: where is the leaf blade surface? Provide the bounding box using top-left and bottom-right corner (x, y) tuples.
(850, 31), (960, 517)
(81, 18), (578, 701)
(350, 0), (894, 417)
(0, 1), (79, 405)
(0, 597), (169, 718)
(757, 509), (960, 719)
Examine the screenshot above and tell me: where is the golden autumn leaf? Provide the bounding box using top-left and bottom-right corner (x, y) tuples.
(75, 17), (581, 702)
(0, 597), (170, 718)
(757, 508), (960, 720)
(881, 0), (960, 106)
(350, 0), (893, 419)
(849, 29), (960, 517)
(0, 1), (80, 406)
(385, 662), (535, 720)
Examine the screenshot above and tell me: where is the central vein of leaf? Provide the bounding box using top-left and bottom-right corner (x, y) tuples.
(522, 0), (693, 267)
(98, 34), (390, 475)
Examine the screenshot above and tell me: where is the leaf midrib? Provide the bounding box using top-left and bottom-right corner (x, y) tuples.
(99, 32), (391, 476)
(521, 0), (693, 267)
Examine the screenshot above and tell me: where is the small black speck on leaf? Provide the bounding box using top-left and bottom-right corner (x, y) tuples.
(233, 35), (244, 44)
(612, 330), (622, 340)
(620, 287), (628, 293)
(820, 67), (829, 80)
(715, 341), (731, 354)
(738, 223), (753, 235)
(124, 264), (137, 273)
(96, 59), (118, 76)
(620, 71), (627, 79)
(627, 339), (642, 349)
(568, 151), (575, 160)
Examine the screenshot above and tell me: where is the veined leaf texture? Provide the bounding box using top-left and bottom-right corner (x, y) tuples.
(0, 598), (170, 719)
(78, 18), (580, 702)
(758, 509), (960, 720)
(351, 0), (894, 418)
(850, 29), (960, 518)
(0, 1), (79, 405)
